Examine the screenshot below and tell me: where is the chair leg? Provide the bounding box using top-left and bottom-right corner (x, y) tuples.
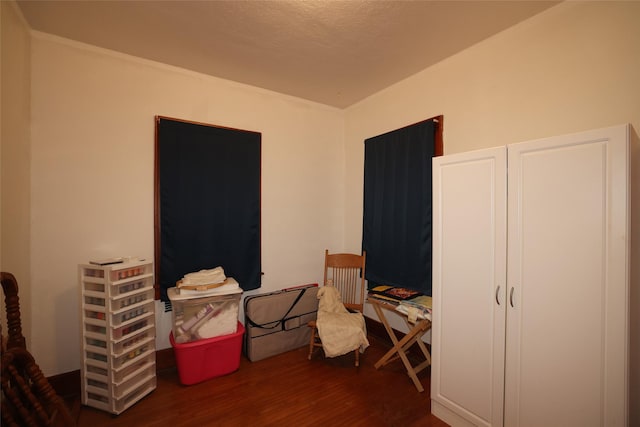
(308, 325), (317, 360)
(309, 323), (361, 368)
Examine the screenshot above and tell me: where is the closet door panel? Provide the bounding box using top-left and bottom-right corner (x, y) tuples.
(431, 147), (507, 427)
(505, 125), (629, 426)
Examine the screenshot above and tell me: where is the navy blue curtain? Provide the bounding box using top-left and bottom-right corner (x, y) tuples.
(155, 117), (261, 301)
(362, 119), (435, 295)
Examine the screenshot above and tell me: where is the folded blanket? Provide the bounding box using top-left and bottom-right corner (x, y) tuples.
(316, 286), (369, 358)
(180, 266), (226, 287)
(176, 277), (240, 296)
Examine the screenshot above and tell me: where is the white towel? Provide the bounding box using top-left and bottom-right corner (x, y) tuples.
(195, 304), (238, 339)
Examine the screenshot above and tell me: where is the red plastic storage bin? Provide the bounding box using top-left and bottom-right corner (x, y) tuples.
(170, 322), (244, 385)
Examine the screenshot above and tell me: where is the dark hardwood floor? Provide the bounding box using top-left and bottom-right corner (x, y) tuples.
(77, 335), (448, 426)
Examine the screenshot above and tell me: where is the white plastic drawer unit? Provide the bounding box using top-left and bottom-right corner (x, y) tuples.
(79, 259), (157, 415)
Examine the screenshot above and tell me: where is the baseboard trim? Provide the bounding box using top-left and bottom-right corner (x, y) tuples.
(47, 369), (80, 401)
(47, 348), (176, 401)
(156, 346), (176, 371)
(365, 315), (392, 343)
(51, 317), (425, 402)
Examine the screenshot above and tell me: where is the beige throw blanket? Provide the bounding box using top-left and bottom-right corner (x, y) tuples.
(180, 266), (226, 287)
(316, 286), (369, 358)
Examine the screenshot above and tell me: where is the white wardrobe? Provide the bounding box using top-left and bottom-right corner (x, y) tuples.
(430, 125), (629, 427)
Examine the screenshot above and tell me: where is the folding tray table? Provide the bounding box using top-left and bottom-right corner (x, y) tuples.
(368, 297), (432, 392)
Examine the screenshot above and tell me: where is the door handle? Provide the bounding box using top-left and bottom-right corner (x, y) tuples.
(510, 287), (515, 308)
(495, 286), (501, 305)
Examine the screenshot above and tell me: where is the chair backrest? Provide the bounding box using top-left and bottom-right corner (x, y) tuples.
(1, 272), (75, 427)
(1, 272), (27, 351)
(323, 250), (366, 313)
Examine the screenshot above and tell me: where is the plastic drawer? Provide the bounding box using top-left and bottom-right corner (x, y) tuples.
(113, 375), (156, 414)
(82, 267), (105, 279)
(85, 323), (107, 335)
(85, 336), (107, 350)
(111, 328), (155, 356)
(85, 363), (108, 377)
(111, 325), (156, 356)
(82, 280), (105, 293)
(85, 374), (109, 393)
(84, 308), (106, 321)
(84, 375), (157, 415)
(111, 342), (154, 370)
(112, 364), (155, 398)
(84, 294), (106, 308)
(85, 390), (109, 408)
(86, 350), (108, 364)
(111, 313), (153, 340)
(112, 353), (155, 383)
(110, 288), (154, 311)
(110, 301), (153, 327)
(110, 277), (151, 296)
(109, 264), (152, 281)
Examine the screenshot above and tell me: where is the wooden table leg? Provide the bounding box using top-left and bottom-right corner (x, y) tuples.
(372, 302), (403, 368)
(403, 317), (432, 367)
(370, 301), (430, 393)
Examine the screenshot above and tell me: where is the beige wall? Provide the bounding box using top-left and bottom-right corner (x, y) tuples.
(3, 1), (639, 421)
(27, 33), (345, 374)
(1, 1), (32, 345)
(345, 1), (640, 424)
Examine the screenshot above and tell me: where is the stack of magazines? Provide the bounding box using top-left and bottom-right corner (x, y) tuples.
(368, 285), (432, 321)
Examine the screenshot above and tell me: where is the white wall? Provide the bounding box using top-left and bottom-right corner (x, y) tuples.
(1, 0), (32, 345)
(4, 2), (640, 422)
(28, 33), (345, 375)
(345, 1), (640, 424)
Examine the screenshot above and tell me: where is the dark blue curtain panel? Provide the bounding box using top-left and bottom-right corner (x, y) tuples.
(362, 119), (435, 296)
(156, 117), (261, 301)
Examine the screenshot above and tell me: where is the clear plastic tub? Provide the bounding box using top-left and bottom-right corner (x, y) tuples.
(168, 283), (241, 343)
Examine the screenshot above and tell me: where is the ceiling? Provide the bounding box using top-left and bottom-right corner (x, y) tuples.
(16, 0), (559, 108)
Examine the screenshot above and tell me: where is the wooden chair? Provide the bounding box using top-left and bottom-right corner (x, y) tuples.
(1, 272), (76, 427)
(308, 250), (366, 366)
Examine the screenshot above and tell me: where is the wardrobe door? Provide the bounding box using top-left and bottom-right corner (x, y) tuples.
(505, 125), (629, 426)
(431, 147), (507, 427)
